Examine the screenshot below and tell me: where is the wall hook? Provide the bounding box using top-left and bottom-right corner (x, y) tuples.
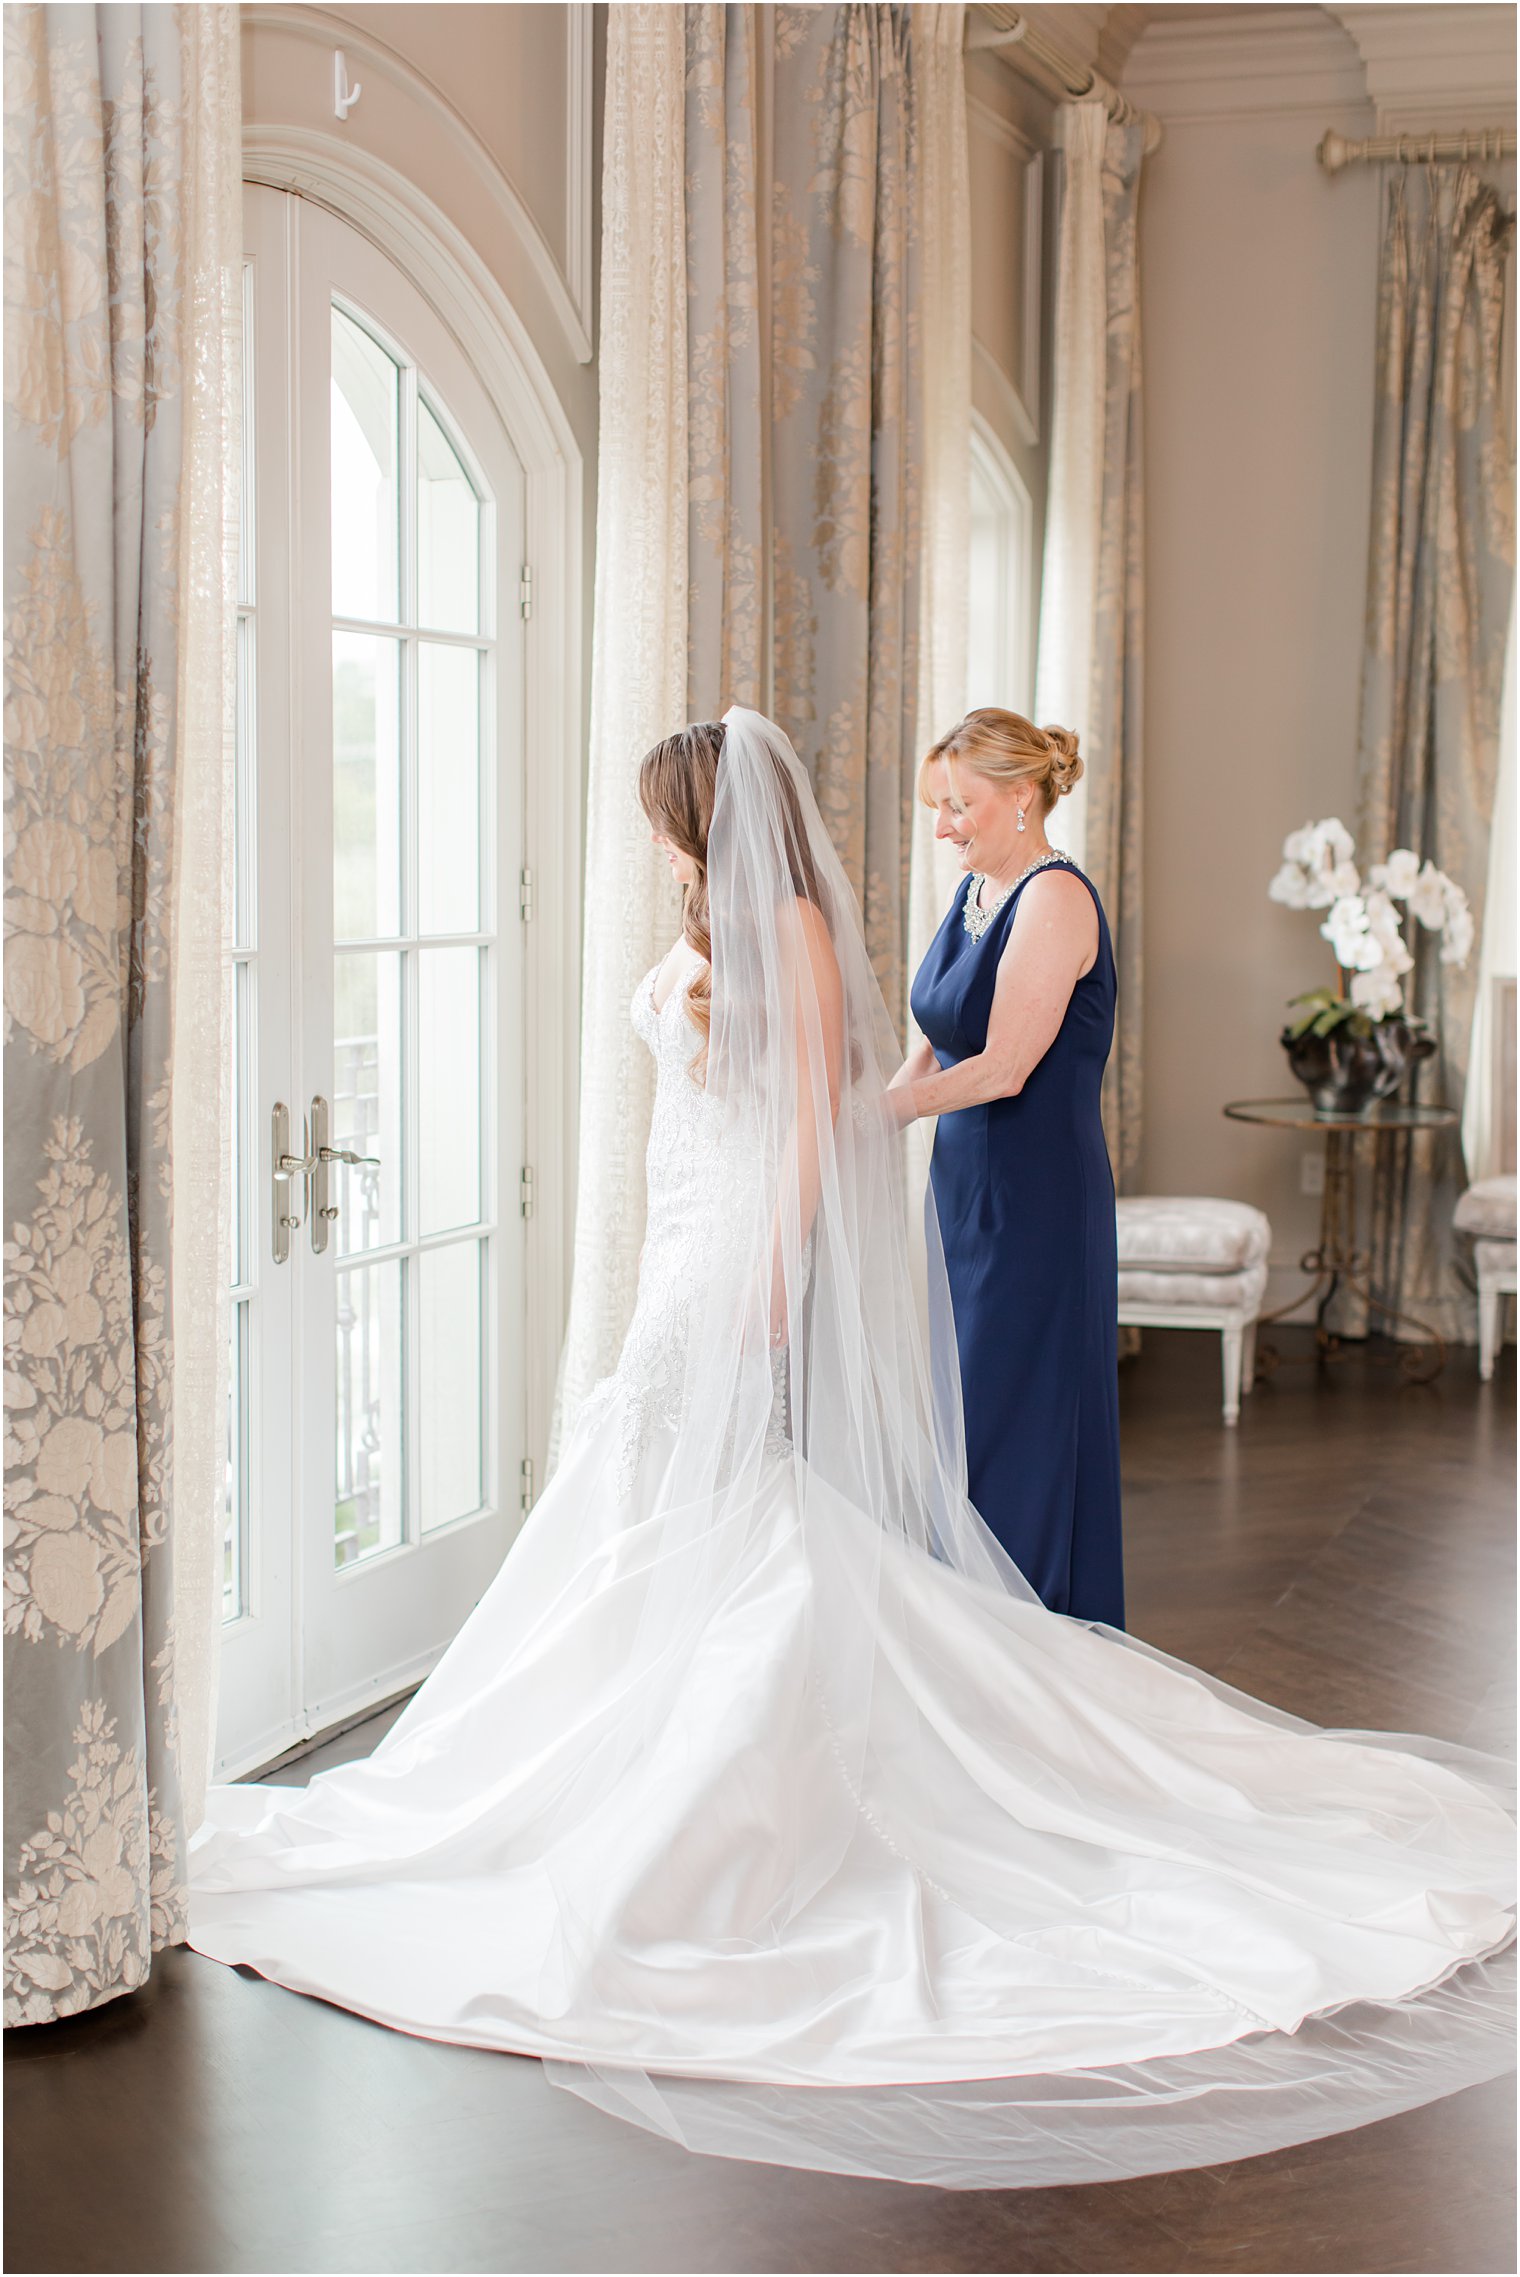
(334, 49), (362, 121)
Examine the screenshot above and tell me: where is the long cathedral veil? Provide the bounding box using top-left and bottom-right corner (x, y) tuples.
(542, 705), (1514, 2185)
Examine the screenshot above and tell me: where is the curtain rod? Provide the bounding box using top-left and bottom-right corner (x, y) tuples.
(965, 10), (1162, 153)
(1319, 127), (1517, 174)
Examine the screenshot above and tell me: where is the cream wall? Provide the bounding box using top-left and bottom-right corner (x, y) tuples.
(326, 4), (575, 260)
(1124, 41), (1378, 1290)
(1117, 5), (1515, 1304)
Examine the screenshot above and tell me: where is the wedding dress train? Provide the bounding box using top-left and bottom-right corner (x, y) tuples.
(186, 710), (1514, 2188)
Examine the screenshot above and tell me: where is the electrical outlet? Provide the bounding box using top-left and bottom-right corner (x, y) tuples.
(1301, 1150), (1325, 1197)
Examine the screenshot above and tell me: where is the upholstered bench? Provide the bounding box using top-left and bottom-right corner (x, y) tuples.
(1115, 1197), (1273, 1425)
(1453, 1174), (1516, 1381)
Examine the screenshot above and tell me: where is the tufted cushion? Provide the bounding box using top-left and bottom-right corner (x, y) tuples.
(1115, 1196), (1272, 1274)
(1118, 1259), (1269, 1316)
(1454, 1174), (1517, 1241)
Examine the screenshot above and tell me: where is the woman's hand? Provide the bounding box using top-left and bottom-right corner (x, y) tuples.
(877, 1083), (920, 1132)
(884, 1037), (935, 1128)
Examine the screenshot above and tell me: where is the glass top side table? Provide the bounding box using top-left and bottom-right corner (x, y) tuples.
(1222, 1097), (1460, 1381)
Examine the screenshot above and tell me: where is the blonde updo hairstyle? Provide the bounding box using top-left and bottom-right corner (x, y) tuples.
(918, 707), (1083, 815)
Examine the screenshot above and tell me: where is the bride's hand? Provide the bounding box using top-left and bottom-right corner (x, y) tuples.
(738, 1303), (789, 1360)
(765, 1271), (789, 1354)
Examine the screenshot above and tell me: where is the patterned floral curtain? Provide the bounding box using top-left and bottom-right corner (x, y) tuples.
(685, 4), (763, 715)
(770, 5), (923, 1018)
(3, 3), (241, 2026)
(557, 3), (965, 1430)
(1085, 116), (1147, 1196)
(1351, 166), (1514, 1343)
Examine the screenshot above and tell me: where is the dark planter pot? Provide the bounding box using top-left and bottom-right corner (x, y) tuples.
(1367, 1014), (1438, 1101)
(1281, 1026), (1381, 1117)
(1280, 1015), (1437, 1119)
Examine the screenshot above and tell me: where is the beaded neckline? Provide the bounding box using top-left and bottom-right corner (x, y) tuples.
(962, 850), (1077, 941)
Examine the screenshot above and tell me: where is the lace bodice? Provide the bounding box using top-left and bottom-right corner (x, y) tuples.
(630, 960), (734, 1291)
(569, 961), (779, 1489)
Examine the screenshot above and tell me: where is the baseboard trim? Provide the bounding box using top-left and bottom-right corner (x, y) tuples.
(238, 1682), (423, 1784)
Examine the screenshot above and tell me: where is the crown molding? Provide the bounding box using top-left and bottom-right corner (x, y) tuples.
(1327, 5), (1516, 133)
(1119, 5), (1370, 121)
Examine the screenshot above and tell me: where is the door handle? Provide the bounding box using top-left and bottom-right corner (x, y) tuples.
(309, 1094), (380, 1254)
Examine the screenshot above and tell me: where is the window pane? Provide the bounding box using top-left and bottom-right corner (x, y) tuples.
(333, 950), (404, 1254)
(330, 305), (399, 623)
(229, 960), (247, 1288)
(419, 947), (480, 1236)
(224, 1301), (247, 1621)
(419, 1242), (483, 1532)
(335, 1259), (405, 1568)
(417, 397), (480, 635)
(418, 643), (481, 935)
(333, 632), (401, 941)
(238, 261), (254, 608)
(234, 616), (254, 950)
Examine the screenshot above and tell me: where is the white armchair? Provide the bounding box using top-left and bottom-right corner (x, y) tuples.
(1453, 1176), (1516, 1380)
(1116, 1198), (1272, 1425)
(1454, 977), (1516, 1381)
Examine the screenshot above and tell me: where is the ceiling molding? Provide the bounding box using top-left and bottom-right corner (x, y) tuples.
(1118, 5), (1371, 122)
(1326, 5), (1517, 133)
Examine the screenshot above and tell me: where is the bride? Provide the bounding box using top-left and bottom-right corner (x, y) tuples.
(187, 706), (1514, 2189)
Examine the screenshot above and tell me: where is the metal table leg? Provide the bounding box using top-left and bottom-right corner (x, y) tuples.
(1253, 1128), (1446, 1383)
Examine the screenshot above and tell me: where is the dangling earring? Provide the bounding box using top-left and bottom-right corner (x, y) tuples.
(1016, 804), (1026, 833)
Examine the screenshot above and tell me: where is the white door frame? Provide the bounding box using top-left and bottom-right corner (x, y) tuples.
(241, 132), (584, 1512)
(294, 196), (526, 1734)
(221, 144), (583, 1779)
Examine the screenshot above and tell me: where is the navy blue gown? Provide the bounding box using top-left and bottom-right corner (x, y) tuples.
(909, 861), (1124, 1627)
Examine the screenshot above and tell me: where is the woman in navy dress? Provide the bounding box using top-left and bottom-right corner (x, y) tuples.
(892, 708), (1123, 1627)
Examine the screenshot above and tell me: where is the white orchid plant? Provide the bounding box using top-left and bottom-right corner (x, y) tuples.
(1268, 819), (1473, 1039)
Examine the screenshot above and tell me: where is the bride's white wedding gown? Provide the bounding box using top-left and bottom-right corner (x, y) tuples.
(186, 954), (1515, 2184)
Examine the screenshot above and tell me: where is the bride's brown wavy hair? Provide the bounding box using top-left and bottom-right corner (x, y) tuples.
(638, 718), (826, 1085)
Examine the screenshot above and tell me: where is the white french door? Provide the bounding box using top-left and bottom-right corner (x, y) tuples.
(220, 186), (527, 1778)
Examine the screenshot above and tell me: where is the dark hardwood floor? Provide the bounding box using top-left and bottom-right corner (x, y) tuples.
(6, 1328), (1515, 2276)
